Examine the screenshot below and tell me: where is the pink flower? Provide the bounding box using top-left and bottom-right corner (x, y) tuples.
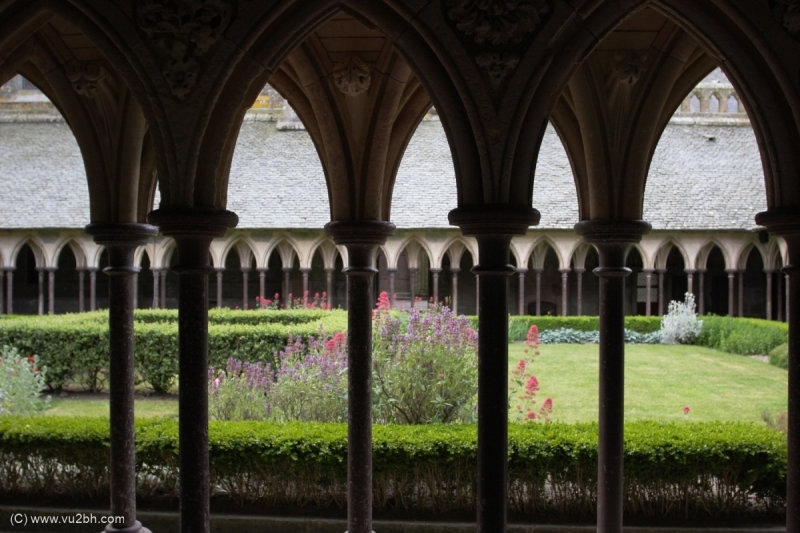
(526, 411), (537, 420)
(526, 376), (539, 393)
(515, 359), (526, 373)
(683, 405), (691, 415)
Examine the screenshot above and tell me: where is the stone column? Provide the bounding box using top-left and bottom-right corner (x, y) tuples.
(575, 267), (585, 316)
(450, 267), (460, 313)
(726, 269), (736, 316)
(133, 272), (139, 311)
(765, 269), (775, 320)
(90, 268), (99, 311)
(325, 268), (334, 308)
(409, 267), (418, 308)
(738, 269), (745, 317)
(215, 269), (223, 309)
(656, 268), (666, 316)
(559, 268), (570, 316)
(0, 270), (3, 316)
(37, 268), (45, 315)
(534, 268), (543, 316)
(86, 223), (157, 533)
(517, 268), (527, 315)
(387, 268), (396, 307)
(685, 268), (696, 297)
(697, 269), (706, 315)
(258, 268), (267, 302)
(324, 220), (394, 533)
(147, 208), (237, 533)
(282, 267), (292, 308)
(151, 269), (160, 309)
(778, 273), (785, 322)
(5, 267), (14, 314)
(159, 270), (167, 309)
(430, 268), (441, 304)
(77, 268), (85, 313)
(450, 206), (540, 533)
(301, 268), (311, 303)
(241, 267), (250, 309)
(47, 268), (56, 315)
(754, 210), (800, 533)
(643, 269), (653, 317)
(575, 219), (650, 533)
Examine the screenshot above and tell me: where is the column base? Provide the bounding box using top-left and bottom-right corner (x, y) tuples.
(104, 521), (150, 533)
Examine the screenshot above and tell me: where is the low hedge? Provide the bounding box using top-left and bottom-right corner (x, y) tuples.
(0, 310), (347, 392)
(696, 316), (788, 356)
(0, 418), (785, 519)
(507, 316), (662, 341)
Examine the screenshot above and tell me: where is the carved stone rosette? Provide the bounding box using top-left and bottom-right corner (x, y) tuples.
(610, 50), (647, 86)
(332, 56), (372, 97)
(137, 0), (233, 99)
(446, 0), (550, 45)
(65, 61), (107, 98)
(476, 52), (519, 86)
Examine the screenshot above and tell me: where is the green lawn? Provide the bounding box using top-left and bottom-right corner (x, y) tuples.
(45, 396), (178, 418)
(511, 343), (788, 423)
(39, 344), (787, 424)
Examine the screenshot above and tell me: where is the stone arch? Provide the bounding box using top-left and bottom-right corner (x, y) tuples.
(696, 239), (734, 271)
(531, 236), (568, 271)
(220, 238), (257, 270)
(53, 238), (88, 270)
(655, 239), (690, 270)
(737, 241), (768, 271)
(308, 238), (341, 271)
(10, 237), (46, 268)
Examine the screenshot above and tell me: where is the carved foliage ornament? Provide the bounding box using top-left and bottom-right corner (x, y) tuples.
(137, 0), (232, 99)
(771, 0), (800, 36)
(333, 56), (371, 97)
(446, 0), (550, 45)
(611, 50), (647, 86)
(476, 53), (519, 86)
(66, 61), (107, 98)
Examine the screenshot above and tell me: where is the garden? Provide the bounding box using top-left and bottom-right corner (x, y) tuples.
(0, 293), (790, 523)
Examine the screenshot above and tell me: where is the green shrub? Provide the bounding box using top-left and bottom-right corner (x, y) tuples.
(0, 311), (347, 393)
(0, 347), (51, 416)
(507, 316), (662, 342)
(769, 343), (788, 370)
(0, 418), (786, 519)
(697, 316), (787, 355)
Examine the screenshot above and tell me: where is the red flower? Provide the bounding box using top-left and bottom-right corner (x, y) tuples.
(683, 405), (691, 415)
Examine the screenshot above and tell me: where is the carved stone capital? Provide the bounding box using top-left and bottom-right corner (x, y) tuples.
(65, 61), (107, 98)
(446, 0), (551, 45)
(771, 0), (800, 38)
(476, 52), (519, 86)
(324, 220), (396, 247)
(449, 205), (540, 236)
(611, 50), (647, 86)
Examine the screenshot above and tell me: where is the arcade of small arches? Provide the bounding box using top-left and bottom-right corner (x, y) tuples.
(0, 229), (788, 321)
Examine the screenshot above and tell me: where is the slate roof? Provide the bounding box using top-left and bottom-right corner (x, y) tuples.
(0, 112), (767, 231)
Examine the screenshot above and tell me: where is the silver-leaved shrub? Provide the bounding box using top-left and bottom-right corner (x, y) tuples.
(660, 293), (703, 344)
(0, 346), (51, 416)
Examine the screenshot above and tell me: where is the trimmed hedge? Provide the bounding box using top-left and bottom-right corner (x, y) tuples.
(696, 316), (788, 356)
(0, 310), (347, 392)
(507, 316), (662, 342)
(0, 417), (785, 519)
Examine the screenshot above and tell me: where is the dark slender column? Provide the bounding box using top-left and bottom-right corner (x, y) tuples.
(697, 269), (706, 315)
(47, 268), (56, 315)
(346, 275), (350, 310)
(325, 220), (394, 533)
(301, 268), (311, 303)
(657, 268), (666, 316)
(388, 268), (396, 307)
(738, 269), (745, 317)
(431, 267), (441, 304)
(282, 267), (292, 307)
(215, 269), (223, 308)
(151, 268), (160, 309)
(534, 268), (543, 316)
(475, 274), (480, 313)
(409, 267), (418, 308)
(159, 270), (167, 308)
(0, 270), (4, 316)
(90, 268), (98, 311)
(325, 268), (334, 308)
(643, 269), (653, 316)
(779, 273), (785, 322)
(559, 268), (570, 316)
(5, 268), (13, 314)
(258, 268), (267, 302)
(86, 223), (157, 533)
(78, 269), (86, 312)
(517, 268), (527, 315)
(755, 209), (800, 533)
(575, 219), (650, 533)
(241, 267), (250, 309)
(37, 268), (45, 315)
(148, 208), (237, 533)
(450, 267), (460, 313)
(726, 269), (736, 316)
(450, 206), (540, 533)
(765, 269), (774, 320)
(575, 267), (585, 316)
